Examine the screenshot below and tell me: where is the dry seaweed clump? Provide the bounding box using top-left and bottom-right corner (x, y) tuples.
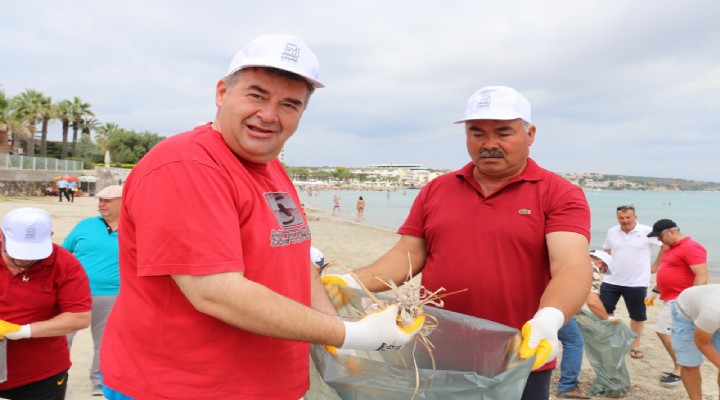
(324, 259), (467, 368)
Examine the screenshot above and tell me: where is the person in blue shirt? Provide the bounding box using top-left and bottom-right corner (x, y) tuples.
(67, 181), (78, 202)
(62, 185), (122, 397)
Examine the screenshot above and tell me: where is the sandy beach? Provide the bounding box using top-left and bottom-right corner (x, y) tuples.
(1, 196), (717, 399)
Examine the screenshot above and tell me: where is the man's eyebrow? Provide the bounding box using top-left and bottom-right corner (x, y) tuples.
(247, 84), (304, 107)
(247, 84), (270, 95)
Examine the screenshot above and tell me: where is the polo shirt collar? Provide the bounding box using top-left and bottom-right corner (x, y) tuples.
(456, 157), (544, 186)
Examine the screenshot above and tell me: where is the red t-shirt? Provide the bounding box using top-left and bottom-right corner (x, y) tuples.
(101, 125), (311, 400)
(0, 243), (91, 390)
(399, 160), (590, 371)
(657, 237), (707, 301)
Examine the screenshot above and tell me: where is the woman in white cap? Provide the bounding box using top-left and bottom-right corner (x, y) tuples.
(62, 185), (122, 396)
(0, 207), (91, 400)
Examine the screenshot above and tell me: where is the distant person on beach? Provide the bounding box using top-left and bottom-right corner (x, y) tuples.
(588, 250), (614, 321)
(62, 185), (122, 396)
(647, 218), (707, 387)
(99, 34), (421, 400)
(0, 207), (91, 400)
(600, 204), (662, 360)
(323, 86), (591, 400)
(57, 177), (69, 202)
(67, 180), (77, 202)
(332, 195), (341, 216)
(356, 196), (365, 221)
(555, 249), (614, 399)
(670, 284), (720, 400)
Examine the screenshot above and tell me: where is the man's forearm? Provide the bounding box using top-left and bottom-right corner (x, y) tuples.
(173, 272), (346, 346)
(29, 311), (91, 338)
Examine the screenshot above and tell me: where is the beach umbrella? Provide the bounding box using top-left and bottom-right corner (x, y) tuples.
(53, 176), (62, 181)
(79, 175), (98, 182)
(68, 176), (80, 182)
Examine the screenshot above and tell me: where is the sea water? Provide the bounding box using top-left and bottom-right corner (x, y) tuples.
(299, 188), (720, 280)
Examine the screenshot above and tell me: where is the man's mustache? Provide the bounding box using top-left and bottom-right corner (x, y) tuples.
(479, 149), (504, 158)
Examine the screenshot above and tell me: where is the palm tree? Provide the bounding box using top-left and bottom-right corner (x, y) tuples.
(80, 117), (100, 141)
(56, 99), (73, 159)
(0, 90), (10, 154)
(37, 94), (56, 157)
(14, 89), (45, 157)
(94, 122), (119, 151)
(70, 96), (94, 158)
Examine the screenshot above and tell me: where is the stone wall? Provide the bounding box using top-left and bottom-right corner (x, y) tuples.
(0, 170), (64, 196)
(0, 167), (132, 197)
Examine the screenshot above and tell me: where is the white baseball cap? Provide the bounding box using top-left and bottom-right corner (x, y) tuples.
(589, 249), (612, 273)
(1, 208), (53, 260)
(227, 34), (324, 88)
(454, 86), (531, 124)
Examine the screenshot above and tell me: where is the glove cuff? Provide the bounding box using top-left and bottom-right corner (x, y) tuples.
(339, 320), (359, 349)
(5, 324), (31, 340)
(322, 273), (361, 289)
(534, 307), (564, 330)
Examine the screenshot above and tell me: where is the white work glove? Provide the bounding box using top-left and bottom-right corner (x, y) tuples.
(520, 307), (564, 369)
(321, 273), (361, 307)
(2, 324), (31, 340)
(340, 305), (422, 351)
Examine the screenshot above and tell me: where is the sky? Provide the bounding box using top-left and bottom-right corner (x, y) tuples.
(2, 1), (719, 181)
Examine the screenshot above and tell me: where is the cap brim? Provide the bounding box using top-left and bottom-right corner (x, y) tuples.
(647, 231), (661, 237)
(5, 238), (52, 260)
(453, 112), (526, 124)
(228, 63), (325, 88)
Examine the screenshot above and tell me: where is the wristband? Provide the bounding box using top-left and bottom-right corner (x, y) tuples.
(652, 288), (660, 294)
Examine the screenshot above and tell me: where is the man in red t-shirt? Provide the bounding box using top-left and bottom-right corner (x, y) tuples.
(0, 207), (91, 400)
(324, 86), (591, 400)
(99, 34), (421, 400)
(647, 218), (708, 387)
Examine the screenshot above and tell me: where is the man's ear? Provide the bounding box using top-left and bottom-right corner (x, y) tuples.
(215, 79), (227, 108)
(527, 124), (536, 146)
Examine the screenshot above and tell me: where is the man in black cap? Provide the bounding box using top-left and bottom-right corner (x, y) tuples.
(648, 219), (708, 387)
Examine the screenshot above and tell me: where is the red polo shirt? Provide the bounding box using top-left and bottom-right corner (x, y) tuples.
(0, 243), (91, 389)
(399, 159), (590, 371)
(657, 237), (707, 301)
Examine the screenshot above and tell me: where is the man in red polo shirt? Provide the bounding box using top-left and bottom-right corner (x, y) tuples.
(325, 86), (592, 400)
(648, 219), (708, 387)
(0, 207), (91, 400)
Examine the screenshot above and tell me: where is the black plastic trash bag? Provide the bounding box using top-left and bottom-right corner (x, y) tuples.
(575, 309), (636, 398)
(310, 285), (534, 399)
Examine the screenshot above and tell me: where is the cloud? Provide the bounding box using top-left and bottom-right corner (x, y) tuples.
(1, 0), (718, 180)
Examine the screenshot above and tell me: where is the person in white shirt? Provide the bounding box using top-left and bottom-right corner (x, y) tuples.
(600, 204), (661, 359)
(672, 284), (720, 400)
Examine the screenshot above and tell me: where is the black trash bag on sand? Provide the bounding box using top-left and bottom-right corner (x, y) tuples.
(576, 309), (637, 398)
(310, 285), (534, 400)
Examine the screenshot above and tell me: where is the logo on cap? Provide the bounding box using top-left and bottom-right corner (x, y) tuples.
(24, 227), (37, 240)
(281, 43), (300, 64)
(477, 95), (491, 109)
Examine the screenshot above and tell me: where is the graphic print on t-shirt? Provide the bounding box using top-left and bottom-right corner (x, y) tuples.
(264, 192), (304, 228)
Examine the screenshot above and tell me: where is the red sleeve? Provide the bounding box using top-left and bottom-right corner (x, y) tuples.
(544, 182), (591, 241)
(684, 241), (708, 266)
(128, 160), (245, 277)
(56, 247), (92, 313)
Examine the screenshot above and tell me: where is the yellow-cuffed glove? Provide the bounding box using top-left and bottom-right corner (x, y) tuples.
(321, 273), (361, 307)
(0, 320), (31, 340)
(519, 307), (564, 370)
